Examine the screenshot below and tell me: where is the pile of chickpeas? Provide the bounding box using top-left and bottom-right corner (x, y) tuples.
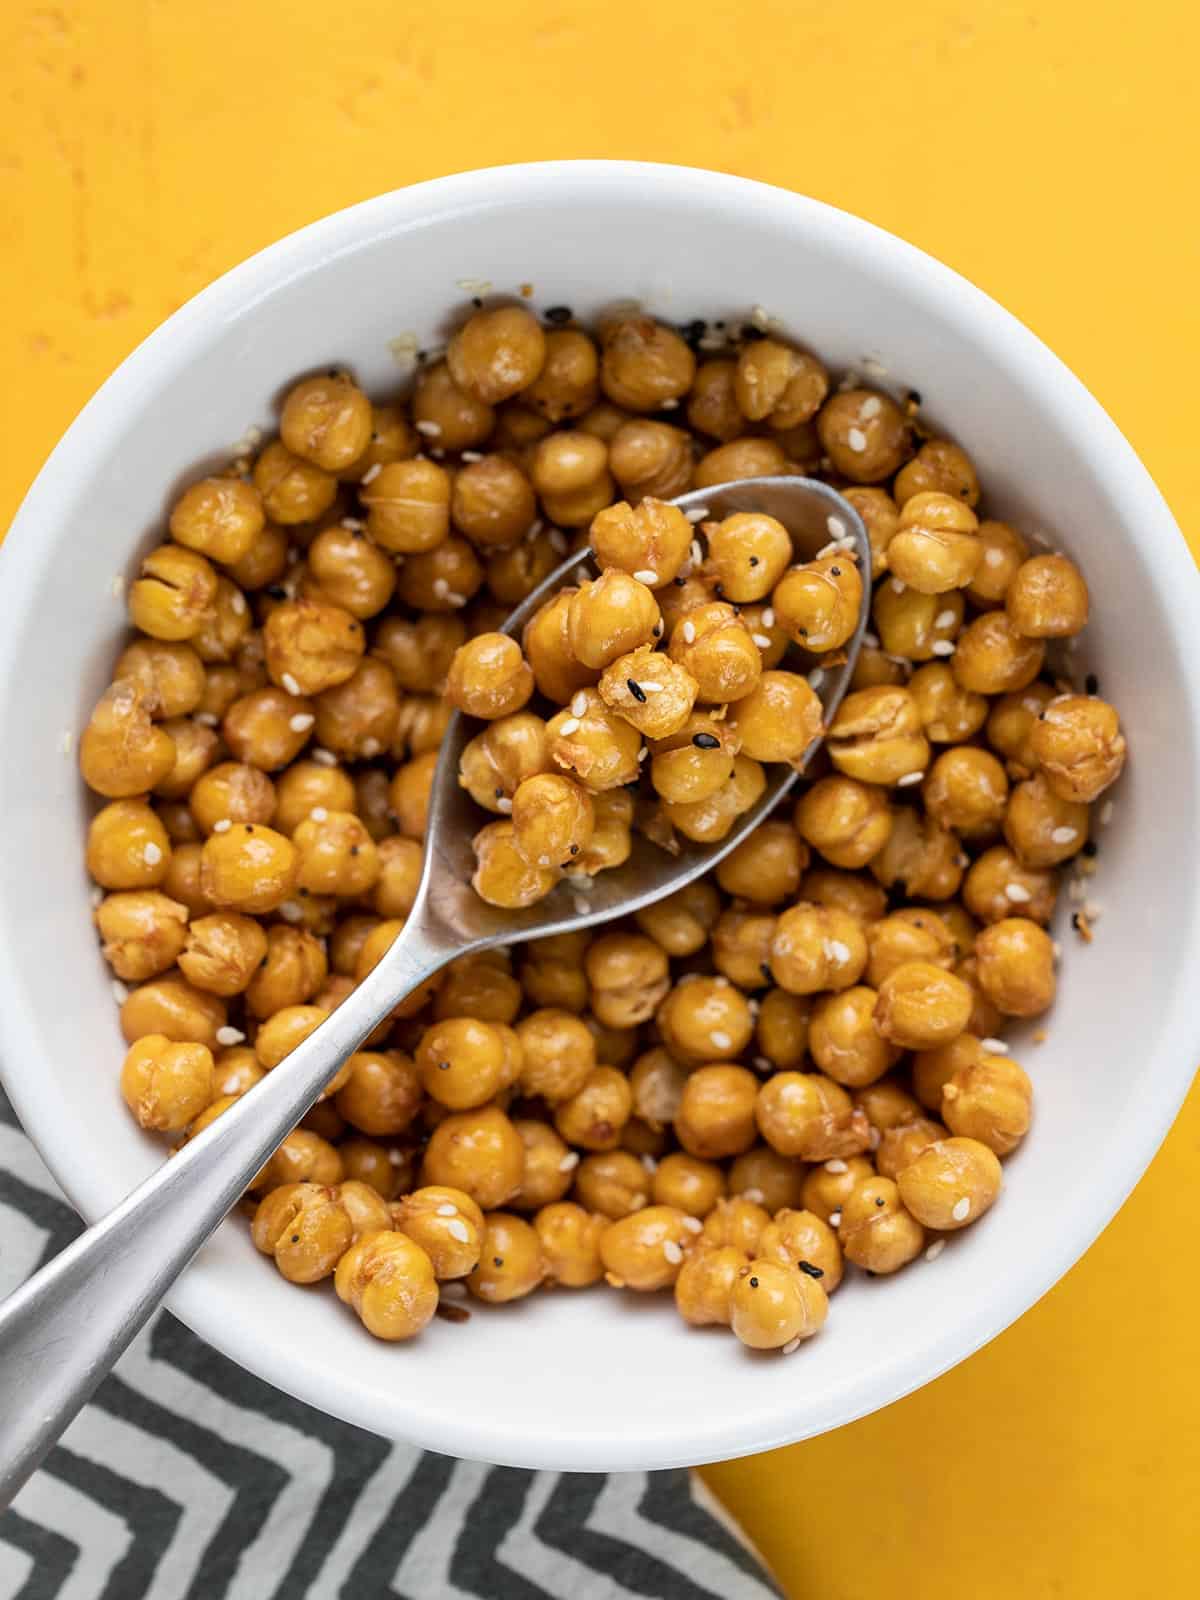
(79, 296), (1127, 1354)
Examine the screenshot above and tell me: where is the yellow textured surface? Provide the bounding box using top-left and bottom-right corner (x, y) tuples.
(2, 3), (1198, 1595)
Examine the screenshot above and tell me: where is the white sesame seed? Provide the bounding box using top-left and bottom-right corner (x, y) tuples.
(1052, 939), (1063, 961)
(847, 427), (868, 453)
(859, 395), (882, 420)
(897, 770), (925, 787)
(750, 304), (772, 331)
(686, 507), (710, 524)
(662, 1240), (684, 1265)
(1068, 878), (1087, 903)
(981, 1037), (1009, 1053)
(195, 711), (219, 727)
(710, 1030), (732, 1049)
(868, 1124), (882, 1150)
(640, 681), (663, 693)
(460, 450), (484, 463)
(891, 578), (906, 594)
(828, 940), (851, 963)
(862, 630), (880, 648)
(634, 569), (659, 585)
(111, 979), (130, 1004)
(572, 894), (590, 916)
(360, 461), (383, 485)
(807, 668), (826, 690)
(1100, 800), (1115, 826)
(752, 633), (772, 649)
(228, 590), (247, 618)
(742, 1187), (766, 1205)
(212, 818), (232, 834)
(573, 874), (595, 891)
(761, 608), (775, 628)
(309, 806), (329, 823)
(952, 1197), (971, 1222)
(558, 1151), (581, 1173)
(109, 574), (126, 599)
(548, 528), (567, 553)
(456, 277), (492, 295)
(638, 747), (649, 762)
(753, 1056), (773, 1073)
(781, 1336), (802, 1356)
(289, 712), (315, 733)
(1050, 826), (1078, 845)
(432, 577), (450, 598)
(984, 546), (1006, 568)
(570, 691), (589, 718)
(339, 517), (366, 534)
(141, 841), (163, 867)
(690, 539), (705, 566)
(934, 609), (956, 629)
(931, 640), (956, 657)
(496, 797), (513, 814)
(279, 900), (303, 923)
(558, 717), (581, 736)
(280, 673), (301, 697)
(447, 1218), (471, 1243)
(1083, 899), (1103, 920)
(311, 748), (337, 767)
(361, 737), (383, 758)
(415, 419), (442, 437)
(817, 540), (842, 560)
(824, 1158), (848, 1174)
(681, 620), (696, 645)
(682, 1215), (703, 1234)
(1004, 882), (1032, 903)
(216, 1025), (246, 1047)
(641, 1154), (658, 1175)
(387, 331), (419, 368)
(828, 1210), (842, 1227)
(698, 334), (725, 351)
(826, 514), (847, 538)
(925, 1240), (946, 1262)
(90, 885), (104, 908)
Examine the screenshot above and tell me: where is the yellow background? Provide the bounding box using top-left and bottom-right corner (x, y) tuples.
(2, 2), (1198, 1594)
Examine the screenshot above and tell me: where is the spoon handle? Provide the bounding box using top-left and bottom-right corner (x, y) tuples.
(0, 914), (455, 1509)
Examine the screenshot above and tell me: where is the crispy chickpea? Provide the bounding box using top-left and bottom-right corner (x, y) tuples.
(973, 916), (1056, 1017)
(360, 458), (450, 555)
(909, 662), (987, 744)
(587, 1016), (640, 1068)
(168, 476), (264, 566)
(248, 1126), (343, 1191)
(817, 389), (910, 482)
(547, 688), (642, 793)
(649, 711), (740, 806)
(735, 339), (828, 427)
(421, 1105), (525, 1209)
(486, 531), (561, 606)
(222, 687), (314, 771)
(398, 534), (485, 613)
(773, 556), (864, 653)
(1029, 694), (1126, 803)
(838, 1176), (925, 1273)
(923, 747), (1009, 839)
(465, 1211), (545, 1303)
(667, 601), (761, 703)
(759, 1208), (843, 1293)
(411, 360), (495, 450)
(246, 925), (326, 1020)
(600, 316), (694, 412)
(894, 438), (980, 508)
(95, 890), (189, 982)
(886, 493), (981, 594)
(444, 632), (534, 721)
(524, 328), (600, 421)
(80, 681), (177, 798)
(306, 525), (396, 618)
(340, 1139), (404, 1199)
(674, 1065), (758, 1159)
(334, 1229), (438, 1340)
(942, 1050), (1032, 1156)
(694, 436), (790, 489)
(535, 1201), (607, 1287)
(599, 1203), (692, 1290)
(826, 686), (930, 786)
(1004, 771), (1089, 866)
(189, 761), (276, 835)
(699, 512), (791, 604)
(967, 520), (1030, 608)
(728, 670), (824, 764)
(127, 543), (219, 642)
(795, 776), (893, 870)
(448, 306), (546, 404)
(874, 960), (973, 1051)
(841, 487), (900, 579)
(726, 1146), (805, 1213)
(318, 660), (403, 761)
(875, 1116), (948, 1181)
(159, 842), (210, 916)
(608, 420), (693, 503)
(810, 986), (899, 1088)
(151, 717), (219, 800)
(730, 1258), (827, 1350)
(337, 1178), (392, 1239)
(853, 1079), (922, 1138)
(434, 950), (521, 1023)
(264, 598), (365, 697)
(756, 988), (811, 1069)
(873, 581), (962, 664)
(472, 818), (560, 907)
(554, 1065), (633, 1151)
(176, 912), (266, 996)
(253, 1181), (354, 1284)
(340, 402), (418, 483)
(86, 800), (170, 891)
(653, 1152), (725, 1217)
(568, 570), (661, 670)
(120, 1034), (213, 1131)
(209, 1045), (264, 1099)
(287, 809), (377, 898)
(452, 456), (537, 548)
(369, 836), (422, 921)
(113, 639), (207, 721)
(628, 1047), (689, 1130)
(415, 1017), (519, 1110)
(252, 439), (337, 525)
(952, 611), (1044, 695)
(459, 711), (550, 812)
(674, 1244), (745, 1326)
(1006, 554), (1089, 638)
(391, 1185), (486, 1278)
(577, 398), (633, 442)
(522, 590), (598, 703)
(529, 431), (613, 527)
(866, 908), (956, 988)
(200, 822), (297, 914)
(700, 1195), (771, 1255)
(657, 974), (754, 1063)
(897, 1136), (1002, 1230)
(800, 866), (888, 924)
(575, 1149), (652, 1219)
(756, 1071), (871, 1161)
(686, 358), (742, 440)
(964, 845), (1057, 925)
(224, 522), (290, 592)
(510, 773), (594, 871)
(119, 974), (225, 1049)
(769, 902), (867, 994)
(280, 374), (372, 472)
(713, 826), (804, 911)
(583, 933), (669, 1029)
(870, 807), (963, 902)
(327, 1050), (420, 1137)
(599, 644), (697, 740)
(800, 1153), (875, 1223)
(710, 906), (775, 989)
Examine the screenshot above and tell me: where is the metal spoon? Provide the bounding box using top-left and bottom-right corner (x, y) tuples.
(0, 476), (869, 1505)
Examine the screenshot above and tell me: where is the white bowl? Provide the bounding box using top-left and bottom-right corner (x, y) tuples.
(2, 161), (1197, 1472)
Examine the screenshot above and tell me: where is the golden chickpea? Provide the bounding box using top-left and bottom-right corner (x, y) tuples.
(249, 1126), (343, 1191)
(553, 1065), (633, 1151)
(759, 1208), (843, 1293)
(334, 1229), (438, 1340)
(208, 1045), (263, 1100)
(624, 1050), (685, 1135)
(485, 530), (561, 606)
(472, 818), (560, 908)
(1007, 553), (1089, 637)
(674, 1244), (745, 1327)
(340, 1139), (404, 1200)
(773, 555), (864, 653)
(434, 950), (522, 1024)
(886, 492), (981, 595)
(390, 1184), (486, 1279)
(339, 402), (419, 484)
(547, 688), (642, 793)
(768, 902), (867, 994)
(648, 712), (741, 806)
(656, 567), (718, 633)
(368, 836), (422, 921)
(725, 1146), (804, 1213)
(220, 687), (312, 772)
(952, 611), (1045, 695)
(973, 916), (1056, 1017)
(287, 809), (377, 898)
(826, 685), (930, 787)
(730, 1258), (828, 1350)
(715, 821), (805, 907)
(113, 639), (207, 720)
(245, 924), (326, 1020)
(923, 747), (1009, 838)
(509, 773), (594, 871)
(263, 598), (365, 698)
(252, 439), (337, 525)
(399, 529), (486, 610)
(866, 908), (956, 988)
(442, 633), (533, 722)
(870, 807), (963, 902)
(963, 845), (1057, 926)
(695, 436), (790, 489)
(956, 954), (1005, 1040)
(800, 1154), (875, 1223)
(873, 583), (959, 665)
(897, 1136), (1002, 1230)
(653, 1152), (726, 1217)
(319, 663), (403, 763)
(965, 520), (1029, 607)
(756, 988), (811, 1069)
(360, 457), (450, 555)
(253, 1181), (354, 1285)
(176, 912), (266, 997)
(336, 1178), (392, 1239)
(874, 960), (973, 1050)
(119, 974), (226, 1050)
(710, 906), (776, 989)
(728, 670), (823, 764)
(587, 1018), (640, 1070)
(795, 776), (893, 870)
(1029, 694), (1125, 803)
(385, 752), (436, 842)
(817, 389), (911, 482)
(810, 986), (899, 1088)
(875, 1116), (948, 1181)
(673, 1065), (757, 1159)
(582, 933), (668, 1029)
(127, 543), (219, 642)
(735, 339), (829, 428)
(199, 823), (297, 914)
(700, 1195), (772, 1255)
(702, 511), (793, 603)
(590, 498), (693, 590)
(687, 359), (743, 441)
(86, 800), (171, 891)
(120, 1034), (213, 1132)
(189, 760), (276, 835)
(535, 1201), (607, 1287)
(167, 476), (263, 566)
(279, 373), (372, 472)
(160, 842), (211, 917)
(597, 644), (696, 741)
(577, 398), (633, 443)
(600, 1203), (692, 1290)
(305, 525), (396, 619)
(529, 431), (613, 527)
(459, 711), (550, 813)
(575, 1149), (653, 1219)
(224, 522), (290, 592)
(522, 590), (598, 703)
(466, 1211), (545, 1302)
(841, 487), (900, 579)
(853, 1077), (923, 1133)
(894, 438), (980, 508)
(451, 456), (537, 548)
(95, 890), (189, 982)
(657, 974), (754, 1063)
(838, 1176), (925, 1273)
(607, 419), (693, 503)
(600, 316), (695, 412)
(80, 681), (178, 798)
(800, 865), (888, 924)
(523, 328), (600, 421)
(942, 1049), (1032, 1156)
(448, 306), (546, 404)
(667, 601), (761, 703)
(416, 1016), (520, 1110)
(908, 662), (987, 744)
(421, 1105), (525, 1209)
(151, 717), (219, 801)
(567, 570), (661, 670)
(1004, 771), (1089, 867)
(412, 360), (495, 451)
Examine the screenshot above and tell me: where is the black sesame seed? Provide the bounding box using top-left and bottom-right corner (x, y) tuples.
(714, 582), (725, 598)
(760, 962), (773, 982)
(438, 1060), (450, 1070)
(741, 324), (767, 342)
(544, 305), (573, 325)
(748, 1275), (759, 1287)
(570, 843), (580, 855)
(495, 788), (504, 799)
(1071, 912), (1082, 930)
(749, 555), (759, 566)
(493, 1256), (504, 1268)
(627, 679), (647, 703)
(714, 320), (726, 330)
(830, 565), (841, 577)
(291, 1234), (300, 1243)
(1085, 673), (1099, 695)
(693, 732), (720, 749)
(266, 585), (287, 599)
(1082, 840), (1098, 858)
(907, 389), (923, 406)
(875, 1196), (885, 1207)
(471, 296), (483, 309)
(797, 1260), (824, 1279)
(674, 576), (686, 587)
(350, 845), (360, 856)
(298, 887), (309, 897)
(244, 823), (253, 833)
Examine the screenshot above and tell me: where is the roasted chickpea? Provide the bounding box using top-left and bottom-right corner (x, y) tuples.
(149, 716), (218, 800)
(652, 1152), (725, 1217)
(263, 598), (365, 698)
(485, 530), (561, 607)
(127, 543), (219, 643)
(243, 925), (324, 1021)
(395, 535), (484, 614)
(466, 1212), (545, 1302)
(278, 373), (372, 472)
(673, 1066), (756, 1159)
(336, 1178), (392, 1239)
(838, 1176), (925, 1273)
(388, 1184), (486, 1280)
(853, 1078), (923, 1133)
(1004, 771), (1089, 867)
(875, 1116), (948, 1181)
(756, 1071), (870, 1161)
(159, 841), (211, 917)
(206, 1045), (262, 1101)
(120, 1034), (213, 1131)
(85, 800), (170, 891)
(674, 1244), (745, 1326)
(119, 974), (226, 1050)
(826, 686), (930, 787)
(735, 339), (828, 428)
(433, 950), (522, 1024)
(714, 831), (805, 917)
(728, 671), (824, 765)
(224, 522), (290, 592)
(700, 1195), (771, 1255)
(249, 1126), (343, 1191)
(874, 958), (973, 1050)
(625, 1050), (686, 1134)
(701, 512), (792, 603)
(607, 420), (693, 503)
(730, 1258), (828, 1349)
(870, 807), (963, 902)
(894, 438), (980, 508)
(253, 439), (337, 525)
(810, 986), (899, 1088)
(508, 773), (594, 872)
(599, 644), (697, 740)
(95, 890), (189, 982)
(389, 750), (439, 839)
(581, 932), (668, 1028)
(220, 687), (313, 772)
(908, 662), (988, 743)
(305, 525), (396, 619)
(664, 754), (766, 846)
(599, 316), (694, 412)
(756, 988), (811, 1069)
(522, 590), (598, 703)
(657, 974), (754, 1063)
(759, 1208), (843, 1293)
(523, 328), (600, 421)
(963, 845), (1057, 925)
(709, 906), (774, 989)
(547, 688), (642, 793)
(817, 389), (910, 482)
(535, 1201), (606, 1287)
(554, 1065), (633, 1151)
(567, 570), (661, 670)
(1029, 694), (1126, 803)
(873, 581), (962, 664)
(518, 930), (591, 1013)
(472, 818), (560, 908)
(1006, 554), (1089, 638)
(795, 776), (893, 870)
(973, 916), (1056, 1017)
(448, 306), (546, 404)
(800, 865), (888, 924)
(773, 555), (864, 653)
(189, 761), (276, 836)
(923, 747), (1009, 838)
(175, 912), (266, 996)
(727, 1146), (806, 1213)
(952, 612), (1045, 695)
(339, 1139), (404, 1199)
(412, 360), (495, 450)
(769, 902), (867, 994)
(459, 711), (550, 813)
(167, 477), (263, 567)
(253, 1181), (354, 1285)
(649, 712), (741, 806)
(656, 567), (718, 634)
(897, 1136), (1002, 1230)
(800, 1154), (875, 1223)
(199, 822), (297, 914)
(575, 1149), (652, 1219)
(421, 1105), (525, 1209)
(942, 1049), (1032, 1155)
(667, 601), (761, 703)
(885, 491), (981, 594)
(442, 632), (533, 721)
(358, 457), (449, 556)
(695, 436), (790, 489)
(416, 1017), (520, 1110)
(334, 1229), (438, 1340)
(113, 639), (207, 721)
(866, 908), (956, 988)
(587, 1016), (640, 1069)
(366, 836), (421, 921)
(287, 809), (377, 897)
(841, 487), (900, 579)
(452, 456), (537, 548)
(80, 681), (178, 798)
(630, 883), (718, 961)
(529, 430), (613, 527)
(600, 1203), (692, 1290)
(339, 402), (419, 484)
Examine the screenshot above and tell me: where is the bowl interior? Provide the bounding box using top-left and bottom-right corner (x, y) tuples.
(2, 164), (1198, 1470)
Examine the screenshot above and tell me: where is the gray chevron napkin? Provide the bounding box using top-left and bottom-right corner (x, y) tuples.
(0, 1093), (782, 1600)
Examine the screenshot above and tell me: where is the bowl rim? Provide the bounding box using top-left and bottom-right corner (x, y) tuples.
(3, 159), (1199, 1470)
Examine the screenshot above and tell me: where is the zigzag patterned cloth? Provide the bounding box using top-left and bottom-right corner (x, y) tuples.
(0, 1093), (782, 1600)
